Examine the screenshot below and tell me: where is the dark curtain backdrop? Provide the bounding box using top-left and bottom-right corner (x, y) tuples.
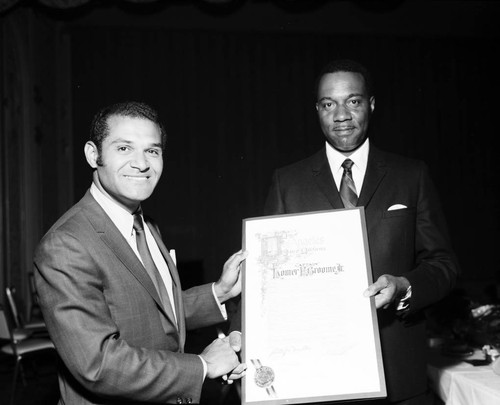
(70, 27), (499, 287)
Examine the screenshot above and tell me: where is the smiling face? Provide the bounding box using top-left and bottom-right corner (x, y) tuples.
(85, 115), (163, 213)
(316, 71), (375, 155)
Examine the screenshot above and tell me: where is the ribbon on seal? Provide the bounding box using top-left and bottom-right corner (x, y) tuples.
(251, 359), (277, 398)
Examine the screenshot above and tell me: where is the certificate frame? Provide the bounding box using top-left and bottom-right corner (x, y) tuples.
(241, 208), (386, 405)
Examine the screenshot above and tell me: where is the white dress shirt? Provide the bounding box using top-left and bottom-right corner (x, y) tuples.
(90, 183), (178, 324)
(325, 138), (370, 196)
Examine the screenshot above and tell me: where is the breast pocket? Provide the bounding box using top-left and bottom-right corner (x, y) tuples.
(382, 206), (416, 219)
(372, 207), (417, 275)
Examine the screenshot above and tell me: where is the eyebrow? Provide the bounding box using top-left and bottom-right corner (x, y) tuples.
(109, 138), (132, 145)
(109, 139), (163, 149)
(317, 93), (365, 102)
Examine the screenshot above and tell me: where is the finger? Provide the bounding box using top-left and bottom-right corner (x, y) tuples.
(229, 250), (249, 266)
(230, 363), (247, 375)
(363, 282), (382, 297)
(227, 250), (245, 264)
(227, 368), (247, 380)
(228, 331), (242, 351)
(374, 290), (395, 309)
(374, 295), (389, 309)
(221, 375), (233, 385)
(220, 335), (229, 343)
(364, 274), (393, 297)
(227, 372), (246, 381)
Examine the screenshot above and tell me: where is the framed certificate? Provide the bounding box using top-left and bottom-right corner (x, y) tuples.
(241, 208), (386, 405)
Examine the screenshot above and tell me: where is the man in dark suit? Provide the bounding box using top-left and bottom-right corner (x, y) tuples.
(233, 59), (459, 404)
(34, 101), (247, 404)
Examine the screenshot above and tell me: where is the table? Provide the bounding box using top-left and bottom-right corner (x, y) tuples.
(427, 348), (500, 405)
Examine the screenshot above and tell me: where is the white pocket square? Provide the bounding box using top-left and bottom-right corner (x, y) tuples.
(388, 204), (407, 211)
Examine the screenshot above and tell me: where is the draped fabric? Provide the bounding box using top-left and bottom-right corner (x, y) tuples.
(70, 27), (499, 284)
(1, 2), (498, 346)
(0, 0), (160, 13)
(0, 0), (336, 15)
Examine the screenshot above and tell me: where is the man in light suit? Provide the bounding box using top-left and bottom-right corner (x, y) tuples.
(232, 59), (459, 404)
(34, 101), (247, 404)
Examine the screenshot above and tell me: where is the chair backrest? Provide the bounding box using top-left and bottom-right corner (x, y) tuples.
(5, 287), (21, 328)
(0, 307), (13, 340)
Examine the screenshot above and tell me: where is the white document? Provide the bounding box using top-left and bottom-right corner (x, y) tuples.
(242, 208), (386, 405)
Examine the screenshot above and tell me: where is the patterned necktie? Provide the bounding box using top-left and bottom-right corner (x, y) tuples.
(133, 212), (171, 310)
(340, 158), (358, 208)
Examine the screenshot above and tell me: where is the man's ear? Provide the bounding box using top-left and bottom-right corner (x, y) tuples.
(84, 141), (99, 169)
(370, 96), (375, 113)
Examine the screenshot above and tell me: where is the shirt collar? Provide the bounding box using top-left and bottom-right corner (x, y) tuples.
(90, 182), (137, 238)
(325, 138), (370, 174)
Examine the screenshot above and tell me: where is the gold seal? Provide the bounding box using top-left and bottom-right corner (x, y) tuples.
(254, 365), (275, 388)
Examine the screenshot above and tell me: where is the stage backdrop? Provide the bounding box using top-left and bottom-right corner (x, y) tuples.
(69, 27), (499, 288)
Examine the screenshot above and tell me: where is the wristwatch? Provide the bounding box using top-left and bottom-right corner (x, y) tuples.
(397, 285), (412, 312)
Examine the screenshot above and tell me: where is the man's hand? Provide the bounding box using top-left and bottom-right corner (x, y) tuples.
(200, 337), (241, 379)
(224, 362), (246, 384)
(363, 274), (410, 309)
(214, 250), (248, 303)
(219, 331), (246, 384)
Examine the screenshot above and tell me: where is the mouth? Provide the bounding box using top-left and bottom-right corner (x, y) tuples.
(333, 126), (355, 131)
(124, 175), (150, 180)
(332, 126), (356, 135)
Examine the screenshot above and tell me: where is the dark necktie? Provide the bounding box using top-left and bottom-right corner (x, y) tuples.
(340, 158), (358, 208)
(133, 212), (171, 310)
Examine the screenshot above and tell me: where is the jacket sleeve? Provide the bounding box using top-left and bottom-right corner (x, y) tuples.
(183, 283), (226, 331)
(34, 229), (205, 404)
(403, 162), (460, 313)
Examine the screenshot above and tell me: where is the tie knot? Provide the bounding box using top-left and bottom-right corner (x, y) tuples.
(342, 159), (354, 171)
(133, 212), (144, 232)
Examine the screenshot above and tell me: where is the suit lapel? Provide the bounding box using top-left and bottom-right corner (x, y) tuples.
(358, 146), (387, 208)
(81, 192), (173, 327)
(310, 146), (387, 210)
(311, 149), (344, 210)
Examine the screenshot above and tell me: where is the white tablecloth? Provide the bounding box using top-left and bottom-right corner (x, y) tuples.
(427, 349), (500, 405)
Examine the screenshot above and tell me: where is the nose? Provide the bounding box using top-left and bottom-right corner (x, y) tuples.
(333, 104), (352, 122)
(130, 152), (150, 171)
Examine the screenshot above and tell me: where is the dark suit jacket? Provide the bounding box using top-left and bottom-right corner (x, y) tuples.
(242, 145), (459, 402)
(34, 191), (225, 405)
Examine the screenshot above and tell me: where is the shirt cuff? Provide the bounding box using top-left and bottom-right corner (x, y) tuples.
(198, 355), (207, 380)
(212, 282), (227, 320)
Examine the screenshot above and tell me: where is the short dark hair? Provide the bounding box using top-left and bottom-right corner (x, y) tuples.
(89, 101), (167, 164)
(315, 59), (374, 98)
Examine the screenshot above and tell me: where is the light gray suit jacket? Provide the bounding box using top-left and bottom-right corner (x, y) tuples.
(34, 191), (224, 404)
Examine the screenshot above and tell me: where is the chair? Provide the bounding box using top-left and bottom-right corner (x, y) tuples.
(5, 286), (48, 337)
(0, 307), (55, 405)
